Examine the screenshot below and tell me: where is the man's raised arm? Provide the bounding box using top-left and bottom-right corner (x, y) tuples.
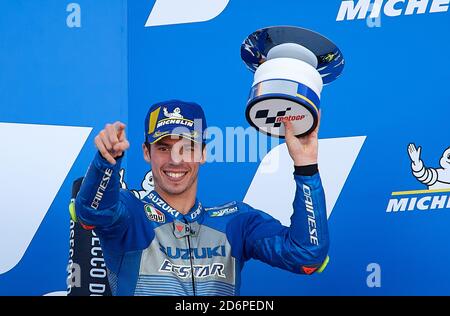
(75, 122), (130, 230)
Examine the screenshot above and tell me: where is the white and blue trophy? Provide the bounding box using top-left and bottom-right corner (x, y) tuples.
(241, 26), (345, 137)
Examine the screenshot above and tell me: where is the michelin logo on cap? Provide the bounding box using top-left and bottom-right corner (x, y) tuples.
(145, 100), (207, 144)
(163, 107), (183, 119)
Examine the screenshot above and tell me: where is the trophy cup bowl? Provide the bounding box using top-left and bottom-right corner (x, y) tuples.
(241, 26), (345, 138)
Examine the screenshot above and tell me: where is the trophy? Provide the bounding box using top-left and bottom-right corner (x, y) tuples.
(241, 26), (345, 137)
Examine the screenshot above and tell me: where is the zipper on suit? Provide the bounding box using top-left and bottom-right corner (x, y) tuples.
(185, 219), (196, 296)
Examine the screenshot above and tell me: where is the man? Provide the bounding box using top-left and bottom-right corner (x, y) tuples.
(75, 100), (329, 296)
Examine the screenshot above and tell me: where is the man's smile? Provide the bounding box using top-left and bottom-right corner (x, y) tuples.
(163, 170), (189, 181)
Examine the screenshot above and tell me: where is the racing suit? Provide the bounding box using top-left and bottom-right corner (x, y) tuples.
(75, 152), (329, 296)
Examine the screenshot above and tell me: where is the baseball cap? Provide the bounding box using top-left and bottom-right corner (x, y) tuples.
(144, 100), (207, 144)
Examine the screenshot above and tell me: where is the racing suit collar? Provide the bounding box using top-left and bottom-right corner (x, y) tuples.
(146, 190), (203, 223)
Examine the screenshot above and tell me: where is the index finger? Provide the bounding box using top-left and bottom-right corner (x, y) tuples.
(314, 110), (321, 133)
(118, 128), (127, 142)
(114, 121), (126, 132)
(283, 119), (296, 140)
(114, 121), (126, 140)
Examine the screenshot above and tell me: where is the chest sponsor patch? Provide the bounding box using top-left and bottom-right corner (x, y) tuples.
(159, 260), (226, 279)
(210, 206), (238, 217)
(145, 204), (166, 223)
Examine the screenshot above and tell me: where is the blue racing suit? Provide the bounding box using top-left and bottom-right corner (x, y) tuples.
(75, 152), (329, 296)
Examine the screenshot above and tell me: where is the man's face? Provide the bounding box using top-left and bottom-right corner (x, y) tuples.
(143, 136), (206, 196)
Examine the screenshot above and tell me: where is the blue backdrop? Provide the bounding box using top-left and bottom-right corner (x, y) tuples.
(0, 0), (449, 295)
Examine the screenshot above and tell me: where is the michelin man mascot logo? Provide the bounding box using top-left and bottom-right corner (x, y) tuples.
(119, 169), (154, 199)
(407, 143), (450, 190)
(163, 107), (183, 119)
